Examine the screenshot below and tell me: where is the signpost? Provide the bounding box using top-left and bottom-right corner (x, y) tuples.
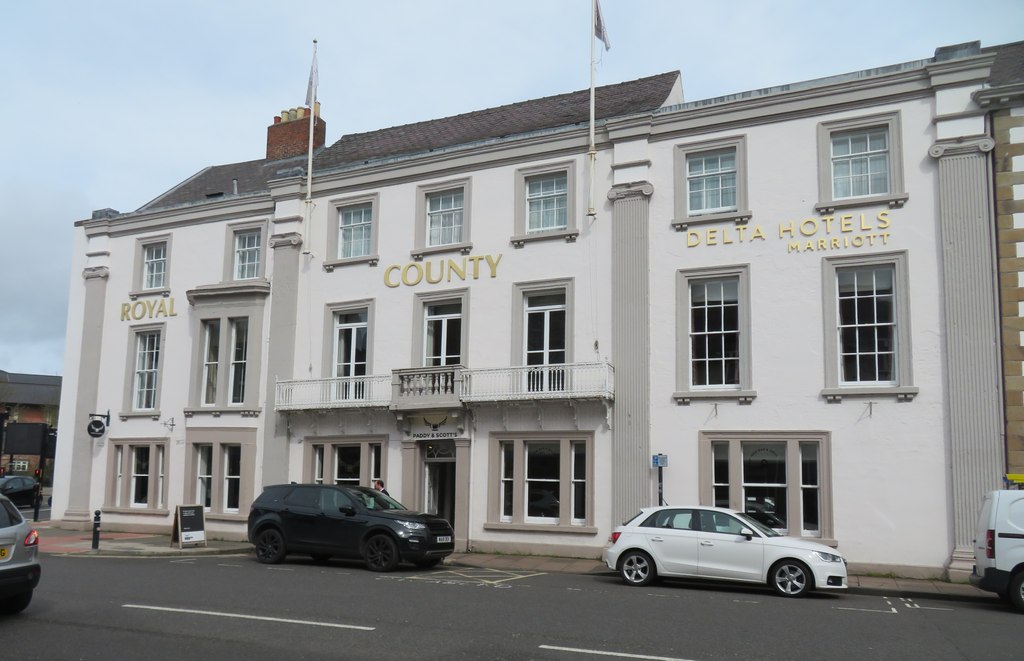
(171, 505), (207, 548)
(652, 454), (668, 505)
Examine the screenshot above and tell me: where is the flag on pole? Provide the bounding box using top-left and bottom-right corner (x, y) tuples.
(594, 0), (610, 51)
(305, 40), (319, 107)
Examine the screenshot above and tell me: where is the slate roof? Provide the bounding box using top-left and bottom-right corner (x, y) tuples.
(138, 72), (681, 212)
(985, 40), (1024, 86)
(0, 370), (62, 407)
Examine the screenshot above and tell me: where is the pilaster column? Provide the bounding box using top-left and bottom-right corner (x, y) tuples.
(929, 137), (1004, 578)
(262, 232), (302, 487)
(64, 266), (110, 523)
(608, 182), (653, 525)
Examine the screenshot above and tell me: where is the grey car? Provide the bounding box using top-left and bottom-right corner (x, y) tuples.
(0, 494), (41, 615)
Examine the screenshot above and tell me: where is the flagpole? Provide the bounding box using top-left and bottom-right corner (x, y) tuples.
(587, 0), (597, 217)
(303, 39), (318, 256)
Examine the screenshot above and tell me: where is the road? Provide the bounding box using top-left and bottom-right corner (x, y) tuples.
(2, 553), (1020, 660)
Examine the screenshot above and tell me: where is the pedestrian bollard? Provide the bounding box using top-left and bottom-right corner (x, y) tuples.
(91, 510), (101, 550)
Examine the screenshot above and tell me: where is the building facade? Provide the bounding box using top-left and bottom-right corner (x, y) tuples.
(53, 42), (1015, 578)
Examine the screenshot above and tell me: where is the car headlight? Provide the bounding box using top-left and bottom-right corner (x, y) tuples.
(813, 551), (844, 563)
(398, 520), (426, 531)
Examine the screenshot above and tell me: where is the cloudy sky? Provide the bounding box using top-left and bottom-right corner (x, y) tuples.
(1, 0), (1021, 377)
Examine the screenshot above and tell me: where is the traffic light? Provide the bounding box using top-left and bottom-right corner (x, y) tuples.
(34, 468), (41, 480)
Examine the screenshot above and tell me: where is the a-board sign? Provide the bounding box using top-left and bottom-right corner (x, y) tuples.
(171, 505), (207, 548)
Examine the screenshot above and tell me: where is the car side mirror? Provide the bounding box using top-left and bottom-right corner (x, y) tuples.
(339, 505), (356, 516)
(740, 527), (754, 540)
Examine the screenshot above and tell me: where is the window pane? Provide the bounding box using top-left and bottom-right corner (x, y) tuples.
(334, 446), (361, 485)
(526, 442), (560, 519)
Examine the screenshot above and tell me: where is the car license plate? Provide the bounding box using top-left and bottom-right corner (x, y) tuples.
(0, 547), (7, 559)
(436, 535), (452, 544)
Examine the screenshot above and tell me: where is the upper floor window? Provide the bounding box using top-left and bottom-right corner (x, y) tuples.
(673, 137), (750, 230)
(340, 204), (373, 259)
(513, 162), (579, 246)
(427, 189), (464, 247)
(133, 330), (161, 411)
(143, 242), (167, 290)
(234, 229), (261, 280)
(526, 173), (567, 232)
(424, 302), (462, 366)
(229, 318), (249, 405)
(687, 149), (736, 215)
(815, 112), (907, 213)
(822, 252), (916, 401)
(525, 292), (566, 393)
(413, 179), (472, 258)
(201, 320), (220, 406)
(674, 266), (755, 404)
(830, 128), (889, 200)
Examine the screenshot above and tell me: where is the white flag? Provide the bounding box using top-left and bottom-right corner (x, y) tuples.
(594, 0), (610, 51)
(305, 42), (318, 107)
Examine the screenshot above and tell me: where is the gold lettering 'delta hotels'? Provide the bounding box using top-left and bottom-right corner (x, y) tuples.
(384, 254), (502, 288)
(120, 298), (178, 321)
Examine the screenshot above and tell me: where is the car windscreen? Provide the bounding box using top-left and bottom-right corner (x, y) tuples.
(0, 498), (22, 528)
(345, 486), (408, 511)
(735, 511), (782, 537)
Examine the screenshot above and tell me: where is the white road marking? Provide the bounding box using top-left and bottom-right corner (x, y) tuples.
(539, 645), (697, 660)
(836, 596), (897, 613)
(122, 604), (374, 630)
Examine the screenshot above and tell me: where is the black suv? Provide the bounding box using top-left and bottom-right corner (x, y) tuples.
(247, 484), (454, 571)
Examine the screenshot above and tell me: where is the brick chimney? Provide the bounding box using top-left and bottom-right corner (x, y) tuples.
(266, 103), (327, 160)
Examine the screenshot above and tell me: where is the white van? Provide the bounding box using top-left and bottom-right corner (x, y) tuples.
(969, 490), (1024, 611)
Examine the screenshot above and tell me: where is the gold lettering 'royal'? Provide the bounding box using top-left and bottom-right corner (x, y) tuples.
(384, 254), (502, 288)
(121, 298), (178, 321)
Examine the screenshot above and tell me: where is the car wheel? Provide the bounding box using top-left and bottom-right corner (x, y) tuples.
(619, 550), (656, 586)
(364, 534), (399, 572)
(0, 591), (32, 616)
(1010, 571), (1024, 612)
(254, 528), (286, 564)
(414, 558), (441, 569)
(770, 559), (812, 597)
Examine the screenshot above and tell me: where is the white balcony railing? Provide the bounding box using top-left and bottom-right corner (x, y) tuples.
(462, 362), (614, 402)
(276, 374), (392, 411)
(275, 362), (614, 411)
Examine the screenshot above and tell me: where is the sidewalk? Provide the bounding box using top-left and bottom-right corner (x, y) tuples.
(31, 521), (994, 603)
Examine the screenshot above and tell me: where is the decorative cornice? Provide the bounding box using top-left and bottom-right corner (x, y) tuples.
(928, 136), (995, 158)
(269, 232), (303, 249)
(186, 280), (271, 305)
(607, 181), (654, 201)
(973, 82), (1024, 110)
(82, 266), (109, 280)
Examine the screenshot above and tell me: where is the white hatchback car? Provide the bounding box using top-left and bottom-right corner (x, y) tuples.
(603, 505), (847, 597)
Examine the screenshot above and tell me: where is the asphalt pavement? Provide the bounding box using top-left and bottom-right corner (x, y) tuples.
(27, 519), (995, 603)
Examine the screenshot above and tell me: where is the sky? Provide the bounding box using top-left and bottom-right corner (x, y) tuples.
(1, 0), (1021, 377)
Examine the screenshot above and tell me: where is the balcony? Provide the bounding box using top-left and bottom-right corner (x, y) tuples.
(275, 362), (614, 412)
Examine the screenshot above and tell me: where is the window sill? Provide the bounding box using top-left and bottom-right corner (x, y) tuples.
(673, 390), (757, 405)
(671, 210), (752, 231)
(322, 254), (380, 272)
(119, 410), (161, 421)
(820, 386), (918, 402)
(128, 288), (171, 300)
(184, 407), (262, 418)
(510, 229), (579, 248)
(102, 507), (170, 517)
(483, 522), (598, 535)
(410, 242), (473, 261)
(814, 193), (908, 214)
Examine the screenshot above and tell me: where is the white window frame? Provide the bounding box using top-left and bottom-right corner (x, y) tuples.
(132, 328), (161, 412)
(221, 220), (267, 282)
(222, 445), (241, 513)
(143, 242), (167, 290)
(699, 431), (834, 542)
(672, 136), (751, 230)
(815, 112), (908, 213)
(304, 440), (386, 487)
(234, 229), (261, 280)
(131, 235), (172, 298)
(412, 178), (472, 259)
(412, 289), (469, 368)
(229, 318), (248, 405)
(325, 193), (380, 269)
(821, 251), (917, 401)
(201, 320), (220, 406)
(674, 265), (755, 404)
(512, 161), (579, 246)
(107, 440), (168, 512)
(196, 444), (213, 510)
(486, 434), (594, 530)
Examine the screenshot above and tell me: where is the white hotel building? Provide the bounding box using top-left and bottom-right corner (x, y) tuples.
(53, 41), (1013, 579)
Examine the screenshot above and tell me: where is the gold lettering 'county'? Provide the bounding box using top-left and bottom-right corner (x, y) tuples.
(384, 254), (502, 288)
